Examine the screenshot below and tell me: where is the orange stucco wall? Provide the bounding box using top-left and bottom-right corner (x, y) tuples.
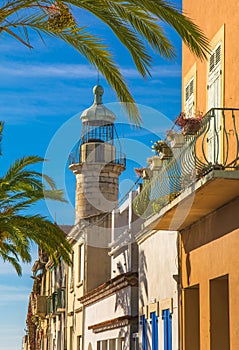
(182, 0), (239, 112)
(181, 2), (239, 349)
(181, 197), (239, 349)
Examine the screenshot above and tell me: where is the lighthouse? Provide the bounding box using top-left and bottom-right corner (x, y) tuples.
(68, 85), (126, 291)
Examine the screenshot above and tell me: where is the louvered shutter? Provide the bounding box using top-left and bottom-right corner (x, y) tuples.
(207, 42), (222, 163)
(185, 77), (194, 118)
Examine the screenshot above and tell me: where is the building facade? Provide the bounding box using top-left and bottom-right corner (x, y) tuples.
(132, 2), (239, 350)
(134, 147), (181, 350)
(80, 190), (142, 350)
(24, 225), (71, 350)
(181, 2), (239, 349)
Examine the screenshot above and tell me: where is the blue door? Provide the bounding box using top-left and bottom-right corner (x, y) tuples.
(151, 312), (158, 350)
(141, 315), (147, 350)
(162, 309), (172, 350)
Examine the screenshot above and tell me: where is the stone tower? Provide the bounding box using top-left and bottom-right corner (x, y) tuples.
(68, 85), (125, 291)
(69, 85), (125, 223)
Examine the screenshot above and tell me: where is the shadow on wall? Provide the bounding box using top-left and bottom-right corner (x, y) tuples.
(118, 328), (129, 350)
(115, 283), (130, 314)
(186, 252), (191, 286)
(139, 250), (148, 307)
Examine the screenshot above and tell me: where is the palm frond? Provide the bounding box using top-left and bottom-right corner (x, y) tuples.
(0, 248), (22, 275)
(0, 0), (210, 124)
(129, 0), (210, 59)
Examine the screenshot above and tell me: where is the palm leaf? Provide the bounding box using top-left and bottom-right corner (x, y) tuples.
(0, 0), (210, 124)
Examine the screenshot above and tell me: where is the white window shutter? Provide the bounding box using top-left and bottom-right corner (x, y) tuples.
(185, 77), (194, 118)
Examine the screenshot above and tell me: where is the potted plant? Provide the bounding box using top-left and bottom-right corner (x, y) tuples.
(175, 111), (203, 135)
(151, 140), (172, 159)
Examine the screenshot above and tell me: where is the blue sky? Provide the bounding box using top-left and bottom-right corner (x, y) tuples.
(0, 2), (182, 349)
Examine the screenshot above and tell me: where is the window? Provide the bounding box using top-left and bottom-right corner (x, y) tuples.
(109, 339), (116, 350)
(141, 315), (147, 350)
(78, 244), (84, 282)
(117, 338), (124, 350)
(185, 77), (195, 118)
(97, 339), (122, 350)
(69, 251), (74, 291)
(101, 340), (107, 350)
(151, 312), (158, 350)
(162, 309), (172, 350)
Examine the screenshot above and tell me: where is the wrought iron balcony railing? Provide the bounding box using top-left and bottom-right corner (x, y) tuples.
(133, 108), (239, 218)
(52, 292), (58, 314)
(46, 296), (52, 315)
(56, 288), (66, 310)
(68, 141), (126, 168)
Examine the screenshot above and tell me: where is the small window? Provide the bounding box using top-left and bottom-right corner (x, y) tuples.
(78, 244), (84, 282)
(109, 339), (116, 350)
(69, 251), (74, 291)
(117, 338), (124, 350)
(102, 340), (107, 350)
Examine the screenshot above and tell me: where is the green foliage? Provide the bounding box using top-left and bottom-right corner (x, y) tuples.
(0, 148), (72, 275)
(0, 0), (210, 125)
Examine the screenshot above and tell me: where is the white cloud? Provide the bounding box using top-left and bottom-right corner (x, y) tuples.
(0, 284), (31, 307)
(0, 285), (30, 292)
(0, 63), (98, 78)
(0, 62), (181, 79)
(0, 293), (29, 303)
(0, 260), (32, 275)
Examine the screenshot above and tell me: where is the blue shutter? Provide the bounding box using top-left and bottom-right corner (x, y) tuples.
(162, 309), (172, 350)
(141, 315), (147, 350)
(151, 312), (158, 350)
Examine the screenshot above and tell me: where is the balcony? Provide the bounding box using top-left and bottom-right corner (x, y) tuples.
(133, 108), (239, 231)
(31, 294), (47, 317)
(35, 295), (47, 317)
(46, 289), (66, 316)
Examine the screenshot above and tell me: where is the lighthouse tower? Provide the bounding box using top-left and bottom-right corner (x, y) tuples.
(69, 85), (125, 223)
(68, 85), (125, 291)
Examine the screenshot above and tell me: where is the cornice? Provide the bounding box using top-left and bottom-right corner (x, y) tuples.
(78, 272), (138, 306)
(88, 315), (138, 333)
